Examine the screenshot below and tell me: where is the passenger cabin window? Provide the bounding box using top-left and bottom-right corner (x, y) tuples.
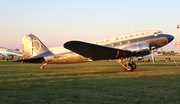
(122, 41), (126, 45)
(113, 43), (119, 46)
(105, 44), (111, 47)
(113, 42), (122, 46)
(101, 41), (104, 43)
(129, 35), (133, 37)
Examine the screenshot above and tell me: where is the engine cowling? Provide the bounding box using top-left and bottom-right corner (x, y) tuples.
(123, 42), (151, 57)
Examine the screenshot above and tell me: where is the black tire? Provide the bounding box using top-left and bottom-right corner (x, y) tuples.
(40, 66), (44, 69)
(124, 62), (136, 72)
(123, 64), (133, 72)
(132, 62), (137, 70)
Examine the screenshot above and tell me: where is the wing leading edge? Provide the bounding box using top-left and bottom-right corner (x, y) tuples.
(64, 41), (132, 60)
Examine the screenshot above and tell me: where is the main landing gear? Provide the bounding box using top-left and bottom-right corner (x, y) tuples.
(116, 58), (137, 72)
(40, 63), (47, 69)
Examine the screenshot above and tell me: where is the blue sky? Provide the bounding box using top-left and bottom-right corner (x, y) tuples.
(0, 0), (180, 51)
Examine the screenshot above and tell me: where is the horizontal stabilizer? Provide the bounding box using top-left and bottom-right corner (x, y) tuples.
(14, 51), (54, 63)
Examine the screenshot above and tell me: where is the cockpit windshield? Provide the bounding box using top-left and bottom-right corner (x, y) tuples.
(158, 31), (163, 34)
(154, 31), (163, 36)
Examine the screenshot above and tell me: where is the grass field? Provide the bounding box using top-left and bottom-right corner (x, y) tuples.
(0, 56), (180, 104)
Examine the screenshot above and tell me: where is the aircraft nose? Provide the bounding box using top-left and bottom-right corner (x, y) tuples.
(166, 34), (174, 43)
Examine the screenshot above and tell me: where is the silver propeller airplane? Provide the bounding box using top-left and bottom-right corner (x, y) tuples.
(0, 47), (22, 60)
(15, 30), (174, 71)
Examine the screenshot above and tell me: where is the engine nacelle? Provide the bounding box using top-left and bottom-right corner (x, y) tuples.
(123, 42), (151, 56)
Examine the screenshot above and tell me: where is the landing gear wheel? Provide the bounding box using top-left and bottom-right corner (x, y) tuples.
(40, 66), (44, 69)
(123, 62), (136, 72)
(132, 62), (137, 70)
(40, 63), (47, 69)
(123, 64), (132, 72)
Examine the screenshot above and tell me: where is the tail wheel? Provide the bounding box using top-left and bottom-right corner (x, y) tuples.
(40, 63), (47, 69)
(40, 66), (44, 69)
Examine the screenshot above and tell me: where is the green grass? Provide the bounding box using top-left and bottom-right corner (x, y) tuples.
(0, 59), (180, 104)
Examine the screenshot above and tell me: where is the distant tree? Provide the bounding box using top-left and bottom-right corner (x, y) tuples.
(162, 51), (175, 55)
(170, 51), (175, 55)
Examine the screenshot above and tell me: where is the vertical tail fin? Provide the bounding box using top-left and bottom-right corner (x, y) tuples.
(22, 34), (50, 58)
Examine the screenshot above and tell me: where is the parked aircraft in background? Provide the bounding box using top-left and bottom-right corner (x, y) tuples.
(0, 47), (22, 60)
(15, 30), (174, 71)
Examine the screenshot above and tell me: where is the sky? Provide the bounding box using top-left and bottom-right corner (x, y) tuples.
(0, 0), (180, 51)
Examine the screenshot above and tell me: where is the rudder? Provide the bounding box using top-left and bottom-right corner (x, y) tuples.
(22, 34), (50, 59)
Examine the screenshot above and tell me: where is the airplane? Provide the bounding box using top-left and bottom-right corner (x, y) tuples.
(15, 30), (174, 71)
(0, 47), (22, 60)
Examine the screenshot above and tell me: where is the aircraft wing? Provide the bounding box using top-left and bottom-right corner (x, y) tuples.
(0, 53), (8, 57)
(64, 41), (132, 60)
(0, 47), (22, 57)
